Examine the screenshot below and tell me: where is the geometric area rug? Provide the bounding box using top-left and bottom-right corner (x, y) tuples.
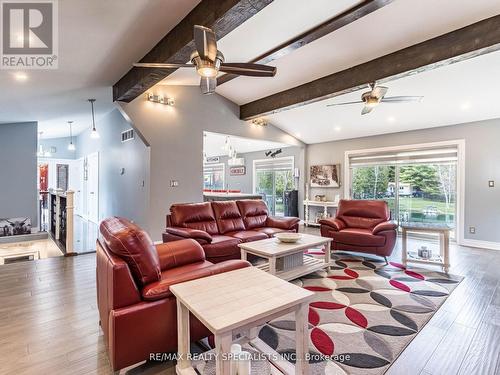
(257, 252), (463, 375)
(195, 252), (463, 375)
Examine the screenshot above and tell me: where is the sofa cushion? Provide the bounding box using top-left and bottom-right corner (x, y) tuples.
(236, 200), (269, 229)
(254, 227), (293, 237)
(330, 228), (386, 247)
(336, 199), (389, 230)
(170, 202), (219, 234)
(203, 235), (242, 260)
(226, 230), (268, 242)
(142, 260), (251, 301)
(100, 217), (161, 286)
(212, 201), (246, 234)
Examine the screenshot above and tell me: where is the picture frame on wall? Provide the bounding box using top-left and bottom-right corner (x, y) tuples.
(230, 166), (246, 176)
(310, 164), (341, 188)
(0, 217), (32, 237)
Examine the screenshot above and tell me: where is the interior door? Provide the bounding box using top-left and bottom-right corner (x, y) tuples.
(73, 158), (84, 217)
(86, 153), (99, 223)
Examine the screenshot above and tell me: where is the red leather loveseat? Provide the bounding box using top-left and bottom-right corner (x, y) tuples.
(319, 199), (397, 260)
(163, 200), (300, 263)
(96, 217), (250, 372)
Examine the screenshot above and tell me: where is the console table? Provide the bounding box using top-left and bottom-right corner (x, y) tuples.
(401, 222), (452, 273)
(303, 200), (338, 227)
(170, 267), (314, 375)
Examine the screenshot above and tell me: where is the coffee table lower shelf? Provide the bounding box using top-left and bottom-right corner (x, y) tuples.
(256, 255), (328, 281)
(176, 335), (290, 375)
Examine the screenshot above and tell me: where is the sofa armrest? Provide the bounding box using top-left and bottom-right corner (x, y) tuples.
(142, 260), (251, 301)
(266, 216), (300, 230)
(318, 218), (346, 231)
(164, 227), (213, 243)
(372, 221), (398, 234)
(155, 239), (206, 271)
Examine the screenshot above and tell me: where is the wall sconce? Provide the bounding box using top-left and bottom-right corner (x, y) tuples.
(251, 118), (267, 127)
(147, 93), (174, 106)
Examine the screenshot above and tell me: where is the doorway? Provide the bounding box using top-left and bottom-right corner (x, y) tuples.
(253, 157), (294, 216)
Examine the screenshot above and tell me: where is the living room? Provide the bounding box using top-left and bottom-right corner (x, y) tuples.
(1, 1), (499, 374)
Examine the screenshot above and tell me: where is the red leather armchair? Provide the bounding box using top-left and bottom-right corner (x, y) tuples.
(97, 217), (250, 372)
(319, 199), (397, 259)
(163, 200), (300, 263)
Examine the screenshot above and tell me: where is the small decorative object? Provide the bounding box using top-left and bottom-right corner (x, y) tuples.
(205, 156), (220, 163)
(230, 166), (246, 176)
(0, 217), (32, 237)
(310, 164), (341, 187)
(417, 246), (432, 259)
(275, 232), (301, 243)
(314, 194), (327, 202)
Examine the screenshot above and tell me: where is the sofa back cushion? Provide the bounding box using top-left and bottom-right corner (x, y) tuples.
(337, 199), (389, 229)
(99, 217), (161, 286)
(170, 202), (219, 234)
(236, 200), (269, 229)
(212, 201), (246, 234)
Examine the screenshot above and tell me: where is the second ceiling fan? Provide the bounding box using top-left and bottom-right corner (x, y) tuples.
(134, 25), (276, 95)
(327, 82), (423, 115)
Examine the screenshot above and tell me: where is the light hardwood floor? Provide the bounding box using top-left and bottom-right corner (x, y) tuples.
(0, 227), (499, 375)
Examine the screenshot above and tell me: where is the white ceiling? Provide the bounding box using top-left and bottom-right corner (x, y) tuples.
(267, 51), (500, 144)
(204, 131), (290, 157)
(0, 0), (200, 138)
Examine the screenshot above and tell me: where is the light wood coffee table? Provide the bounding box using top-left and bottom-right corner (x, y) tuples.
(238, 233), (332, 281)
(170, 267), (314, 375)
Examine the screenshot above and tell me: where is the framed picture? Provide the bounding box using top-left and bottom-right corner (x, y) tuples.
(0, 217), (32, 237)
(230, 166), (246, 176)
(310, 164), (340, 188)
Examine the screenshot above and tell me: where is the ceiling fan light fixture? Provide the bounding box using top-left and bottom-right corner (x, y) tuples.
(197, 66), (218, 78)
(365, 97), (379, 107)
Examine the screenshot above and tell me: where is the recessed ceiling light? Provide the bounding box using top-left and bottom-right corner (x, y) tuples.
(13, 72), (28, 82)
(461, 102), (471, 111)
(387, 116), (396, 123)
(334, 126), (341, 132)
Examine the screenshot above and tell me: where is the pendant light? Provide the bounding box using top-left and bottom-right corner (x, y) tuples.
(67, 121), (76, 151)
(88, 99), (100, 139)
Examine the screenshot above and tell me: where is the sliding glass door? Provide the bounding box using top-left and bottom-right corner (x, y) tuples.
(254, 157), (294, 216)
(349, 147), (458, 236)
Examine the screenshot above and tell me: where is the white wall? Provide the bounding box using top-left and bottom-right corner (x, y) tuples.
(118, 85), (304, 240)
(306, 118), (500, 245)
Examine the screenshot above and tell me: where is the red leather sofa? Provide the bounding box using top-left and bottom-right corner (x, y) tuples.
(319, 199), (397, 260)
(96, 217), (250, 372)
(163, 200), (300, 263)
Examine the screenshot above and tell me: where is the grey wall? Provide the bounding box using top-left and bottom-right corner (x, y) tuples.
(0, 122), (38, 227)
(119, 85), (304, 240)
(75, 109), (150, 228)
(306, 118), (500, 243)
(38, 137), (77, 160)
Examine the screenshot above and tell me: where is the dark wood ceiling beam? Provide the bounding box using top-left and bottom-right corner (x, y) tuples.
(240, 14), (500, 120)
(217, 0), (394, 86)
(113, 0), (273, 102)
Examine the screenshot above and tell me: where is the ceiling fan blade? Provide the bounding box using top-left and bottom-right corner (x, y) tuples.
(220, 63), (276, 77)
(327, 100), (364, 107)
(200, 77), (216, 95)
(194, 25), (218, 61)
(372, 86), (388, 98)
(381, 96), (424, 103)
(361, 105), (375, 115)
(134, 63), (194, 69)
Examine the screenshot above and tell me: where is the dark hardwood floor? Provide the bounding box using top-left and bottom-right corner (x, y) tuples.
(0, 227), (499, 375)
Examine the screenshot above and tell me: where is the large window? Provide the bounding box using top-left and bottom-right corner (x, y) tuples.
(203, 163), (225, 190)
(253, 157), (294, 216)
(348, 145), (458, 236)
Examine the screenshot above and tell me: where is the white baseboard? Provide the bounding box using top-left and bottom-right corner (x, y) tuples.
(460, 239), (500, 251)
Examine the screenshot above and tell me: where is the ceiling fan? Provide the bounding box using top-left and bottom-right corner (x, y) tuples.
(134, 25), (276, 95)
(327, 82), (423, 115)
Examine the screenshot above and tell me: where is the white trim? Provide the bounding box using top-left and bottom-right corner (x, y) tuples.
(461, 239), (500, 251)
(344, 139), (466, 246)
